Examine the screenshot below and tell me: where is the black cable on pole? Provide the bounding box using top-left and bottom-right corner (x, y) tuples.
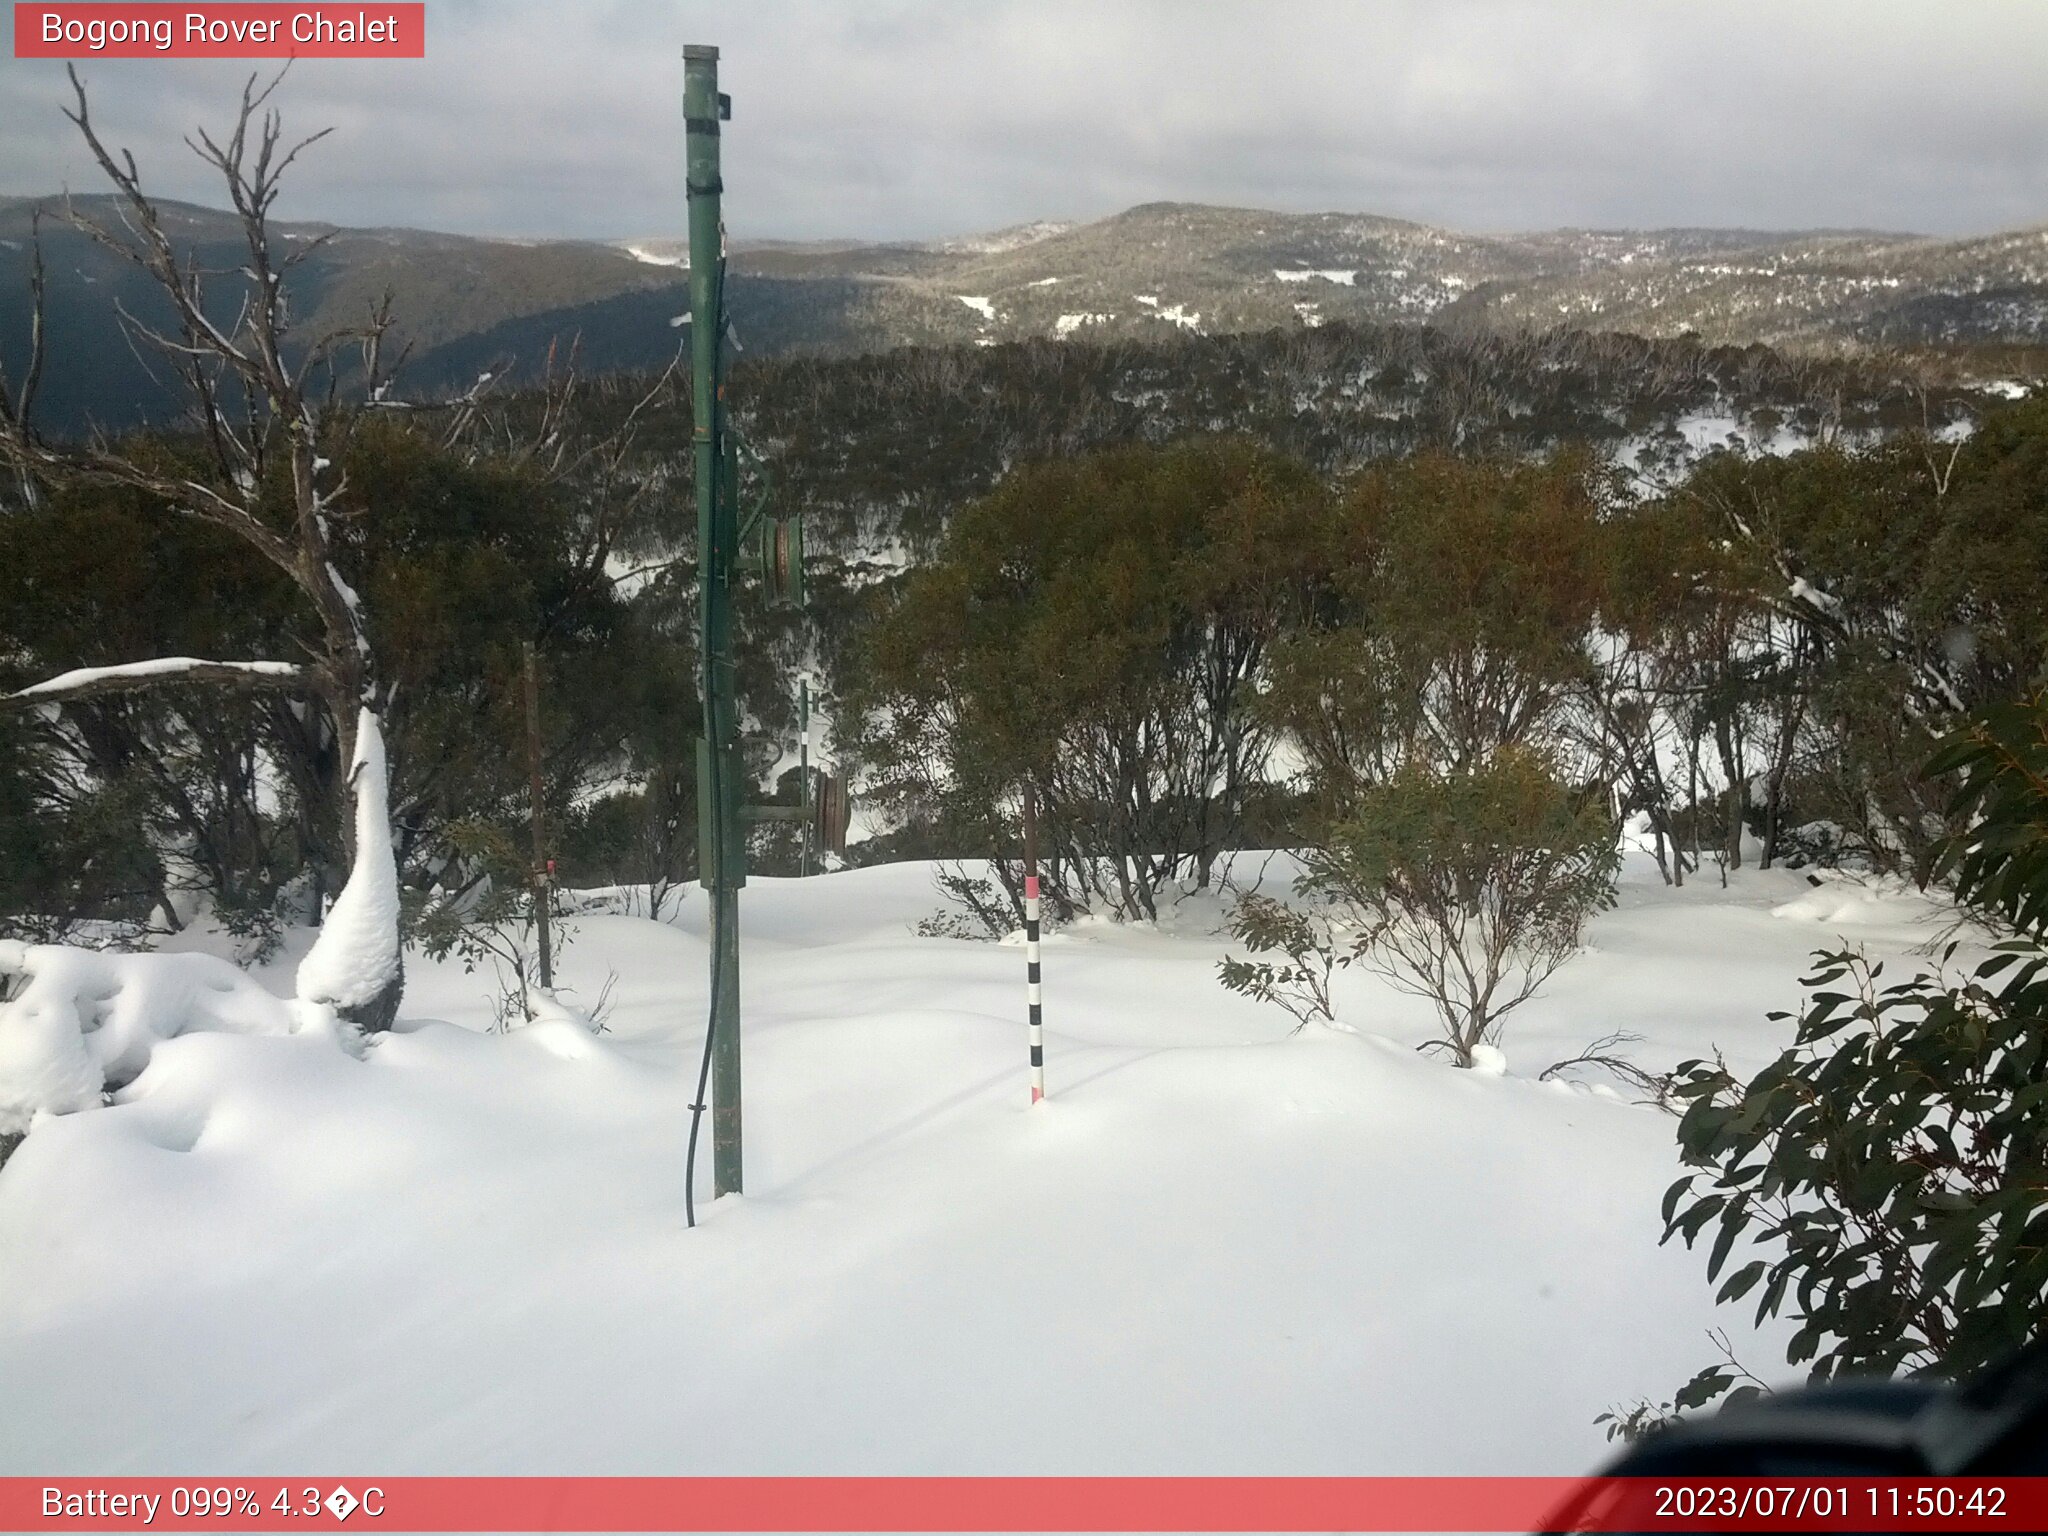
(684, 250), (731, 1230)
(683, 916), (720, 1228)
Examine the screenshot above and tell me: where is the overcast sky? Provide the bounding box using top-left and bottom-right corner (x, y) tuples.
(3, 1), (2046, 243)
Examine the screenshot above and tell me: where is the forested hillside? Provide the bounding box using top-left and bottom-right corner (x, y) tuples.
(6, 194), (2048, 433)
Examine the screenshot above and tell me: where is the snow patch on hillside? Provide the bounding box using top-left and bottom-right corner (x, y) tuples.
(1275, 268), (1357, 286)
(1054, 312), (1113, 338)
(622, 244), (689, 269)
(940, 220), (1074, 256)
(956, 295), (997, 321)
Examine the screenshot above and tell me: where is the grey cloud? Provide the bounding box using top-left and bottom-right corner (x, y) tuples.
(2, 0), (2044, 241)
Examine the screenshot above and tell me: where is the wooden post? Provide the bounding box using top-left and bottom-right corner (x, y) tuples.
(523, 641), (553, 992)
(799, 677), (812, 878)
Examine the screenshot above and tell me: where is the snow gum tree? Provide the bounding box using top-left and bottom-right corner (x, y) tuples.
(1673, 404), (2048, 878)
(848, 437), (1325, 923)
(0, 70), (405, 1029)
(1260, 450), (1610, 795)
(1242, 452), (1619, 1064)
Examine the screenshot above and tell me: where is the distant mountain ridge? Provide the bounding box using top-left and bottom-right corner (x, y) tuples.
(3, 194), (2044, 433)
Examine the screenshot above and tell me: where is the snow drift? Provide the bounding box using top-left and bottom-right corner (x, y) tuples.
(0, 942), (297, 1136)
(0, 856), (1983, 1476)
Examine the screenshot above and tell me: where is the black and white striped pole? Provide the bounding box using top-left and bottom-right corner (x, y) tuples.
(1023, 783), (1045, 1105)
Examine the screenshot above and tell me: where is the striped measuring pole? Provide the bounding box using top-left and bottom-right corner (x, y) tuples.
(1023, 783), (1046, 1104)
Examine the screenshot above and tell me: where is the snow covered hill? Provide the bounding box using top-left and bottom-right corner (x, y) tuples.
(0, 856), (1979, 1475)
(8, 196), (2046, 433)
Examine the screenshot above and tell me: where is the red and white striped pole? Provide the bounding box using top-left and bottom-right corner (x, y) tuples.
(1022, 782), (1045, 1105)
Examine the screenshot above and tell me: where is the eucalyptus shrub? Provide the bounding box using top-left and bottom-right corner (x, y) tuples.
(1301, 748), (1620, 1068)
(1217, 891), (1345, 1031)
(1655, 693), (2048, 1417)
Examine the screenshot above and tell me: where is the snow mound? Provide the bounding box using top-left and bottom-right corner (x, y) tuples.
(0, 941), (296, 1135)
(1468, 1043), (1510, 1076)
(1769, 873), (1954, 930)
(513, 989), (608, 1060)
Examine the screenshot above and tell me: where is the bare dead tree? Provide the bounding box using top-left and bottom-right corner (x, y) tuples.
(0, 210), (48, 504)
(0, 66), (404, 1030)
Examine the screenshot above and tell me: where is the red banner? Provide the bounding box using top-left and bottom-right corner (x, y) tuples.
(13, 5), (425, 58)
(3, 1476), (2046, 1532)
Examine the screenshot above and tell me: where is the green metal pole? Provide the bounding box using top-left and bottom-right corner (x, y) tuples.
(686, 43), (743, 1200)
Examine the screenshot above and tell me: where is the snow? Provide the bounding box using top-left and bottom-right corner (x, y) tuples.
(1027, 276), (1061, 287)
(1768, 870), (1967, 932)
(622, 244), (689, 269)
(939, 221), (1074, 257)
(8, 657), (300, 701)
(292, 710), (401, 1017)
(0, 855), (1984, 1475)
(326, 563), (369, 656)
(1789, 575), (1843, 615)
(956, 295), (996, 321)
(1274, 267), (1357, 286)
(1053, 312), (1113, 338)
(1153, 302), (1202, 331)
(0, 942), (301, 1136)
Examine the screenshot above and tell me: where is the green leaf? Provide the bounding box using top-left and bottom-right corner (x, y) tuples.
(1717, 1259), (1768, 1304)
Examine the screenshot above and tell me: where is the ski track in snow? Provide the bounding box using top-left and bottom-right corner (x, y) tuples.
(0, 856), (1979, 1475)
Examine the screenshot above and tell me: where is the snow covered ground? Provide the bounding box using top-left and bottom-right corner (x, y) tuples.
(0, 856), (1976, 1477)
